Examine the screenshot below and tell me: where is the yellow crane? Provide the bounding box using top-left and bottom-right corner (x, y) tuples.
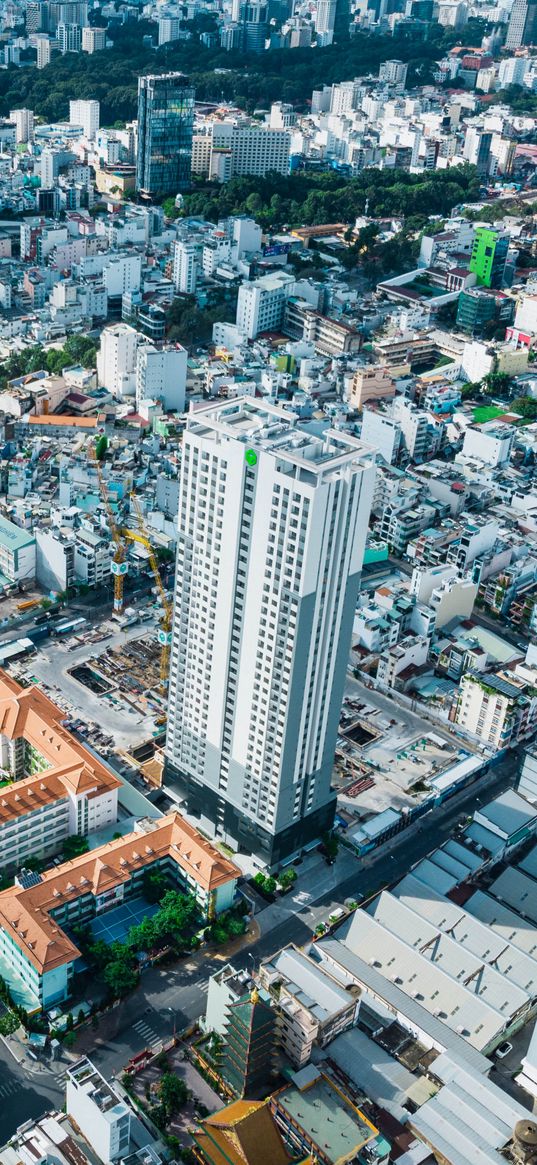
(89, 442), (128, 613)
(127, 494), (173, 692)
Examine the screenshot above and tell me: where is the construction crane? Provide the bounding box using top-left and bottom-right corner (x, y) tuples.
(89, 443), (128, 613)
(127, 494), (173, 692)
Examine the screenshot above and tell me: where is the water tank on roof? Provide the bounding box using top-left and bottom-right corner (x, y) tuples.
(513, 1120), (537, 1163)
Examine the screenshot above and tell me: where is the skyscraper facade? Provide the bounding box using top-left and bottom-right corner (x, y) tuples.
(506, 0), (537, 47)
(165, 398), (375, 864)
(136, 73), (194, 199)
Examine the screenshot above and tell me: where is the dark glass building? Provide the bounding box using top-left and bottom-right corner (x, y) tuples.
(136, 72), (194, 200)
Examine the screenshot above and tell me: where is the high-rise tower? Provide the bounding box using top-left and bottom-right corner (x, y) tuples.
(136, 73), (194, 199)
(165, 398), (375, 864)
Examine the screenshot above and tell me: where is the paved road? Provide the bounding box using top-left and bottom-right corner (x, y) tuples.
(0, 748), (519, 1138)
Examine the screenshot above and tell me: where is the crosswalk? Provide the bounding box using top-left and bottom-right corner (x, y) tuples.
(133, 1019), (162, 1050)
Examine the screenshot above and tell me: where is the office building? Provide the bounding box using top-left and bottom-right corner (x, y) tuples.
(463, 126), (492, 177)
(173, 238), (197, 294)
(192, 121), (290, 182)
(240, 0), (268, 51)
(135, 342), (187, 412)
(82, 25), (106, 51)
(36, 36), (51, 67)
(469, 226), (509, 288)
(57, 22), (82, 52)
(456, 286), (514, 336)
(66, 1060), (131, 1164)
(9, 108), (34, 143)
(164, 398), (375, 863)
(158, 16), (182, 43)
(136, 73), (194, 199)
(506, 0), (537, 47)
(69, 99), (99, 140)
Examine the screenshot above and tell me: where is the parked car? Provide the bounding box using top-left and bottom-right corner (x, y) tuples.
(495, 1041), (513, 1059)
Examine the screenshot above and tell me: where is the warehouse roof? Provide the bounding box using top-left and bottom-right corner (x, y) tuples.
(409, 1056), (532, 1165)
(466, 889), (537, 959)
(488, 867), (537, 925)
(335, 898), (524, 1051)
(0, 514), (35, 551)
(311, 939), (489, 1075)
(476, 790), (537, 837)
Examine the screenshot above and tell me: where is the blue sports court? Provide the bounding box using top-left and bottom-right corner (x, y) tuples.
(89, 897), (159, 944)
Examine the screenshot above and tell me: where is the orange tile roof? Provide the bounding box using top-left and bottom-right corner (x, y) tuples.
(0, 812), (240, 975)
(0, 671), (121, 822)
(195, 1101), (292, 1165)
(27, 415), (103, 428)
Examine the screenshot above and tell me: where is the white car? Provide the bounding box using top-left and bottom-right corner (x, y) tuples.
(495, 1041), (513, 1059)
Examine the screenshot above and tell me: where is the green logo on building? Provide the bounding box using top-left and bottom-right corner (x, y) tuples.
(245, 449), (257, 467)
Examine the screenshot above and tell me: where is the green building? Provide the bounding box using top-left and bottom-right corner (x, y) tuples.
(220, 989), (277, 1099)
(469, 227), (509, 289)
(456, 287), (515, 337)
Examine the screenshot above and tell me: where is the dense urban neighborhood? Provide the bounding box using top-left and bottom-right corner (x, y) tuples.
(1, 0), (537, 1162)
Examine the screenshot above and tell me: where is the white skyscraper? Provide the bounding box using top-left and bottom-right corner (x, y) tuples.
(173, 239), (198, 294)
(165, 398), (375, 864)
(315, 0), (336, 43)
(69, 99), (100, 140)
(96, 323), (138, 398)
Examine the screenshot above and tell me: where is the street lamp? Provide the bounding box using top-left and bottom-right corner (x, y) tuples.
(167, 1006), (176, 1042)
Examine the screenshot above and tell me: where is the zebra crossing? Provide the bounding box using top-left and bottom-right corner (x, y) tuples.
(133, 1019), (161, 1050)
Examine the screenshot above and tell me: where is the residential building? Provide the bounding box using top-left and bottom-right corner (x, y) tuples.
(349, 365), (395, 410)
(81, 25), (106, 51)
(469, 226), (510, 289)
(461, 424), (514, 467)
(454, 671), (537, 749)
(69, 99), (100, 140)
(315, 0), (336, 43)
(235, 271), (295, 339)
(136, 73), (195, 198)
(58, 23), (82, 52)
(270, 1069), (383, 1165)
(0, 515), (35, 584)
(66, 1059), (131, 1164)
(96, 323), (138, 397)
(36, 37), (51, 67)
(164, 398), (375, 864)
(0, 811), (239, 1011)
(173, 238), (197, 294)
(9, 108), (34, 143)
(360, 409), (402, 465)
(135, 343), (187, 412)
(259, 944), (358, 1067)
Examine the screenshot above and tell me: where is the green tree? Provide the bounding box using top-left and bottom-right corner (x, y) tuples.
(62, 834), (90, 860)
(103, 957), (139, 998)
(159, 1072), (188, 1117)
(143, 868), (169, 904)
(95, 435), (108, 461)
(482, 370), (512, 397)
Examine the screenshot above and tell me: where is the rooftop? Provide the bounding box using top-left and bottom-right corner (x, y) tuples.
(0, 811), (240, 975)
(272, 1069), (377, 1163)
(0, 514), (35, 551)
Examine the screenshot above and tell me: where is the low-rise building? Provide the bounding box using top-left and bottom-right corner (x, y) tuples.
(66, 1059), (131, 1163)
(259, 944), (359, 1068)
(0, 807), (239, 1010)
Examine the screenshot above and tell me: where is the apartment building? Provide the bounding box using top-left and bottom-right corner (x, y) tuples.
(235, 272), (295, 339)
(259, 944), (358, 1068)
(454, 671), (537, 750)
(0, 515), (35, 584)
(349, 365), (395, 410)
(66, 1059), (131, 1164)
(0, 811), (239, 1010)
(165, 398), (375, 863)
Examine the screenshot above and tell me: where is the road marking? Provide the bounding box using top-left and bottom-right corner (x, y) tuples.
(0, 1080), (19, 1098)
(133, 1020), (161, 1047)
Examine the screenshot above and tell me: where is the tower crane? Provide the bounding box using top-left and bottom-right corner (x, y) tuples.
(89, 442), (128, 613)
(127, 494), (173, 692)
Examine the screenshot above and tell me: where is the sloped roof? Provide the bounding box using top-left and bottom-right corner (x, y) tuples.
(0, 812), (240, 974)
(195, 1100), (291, 1165)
